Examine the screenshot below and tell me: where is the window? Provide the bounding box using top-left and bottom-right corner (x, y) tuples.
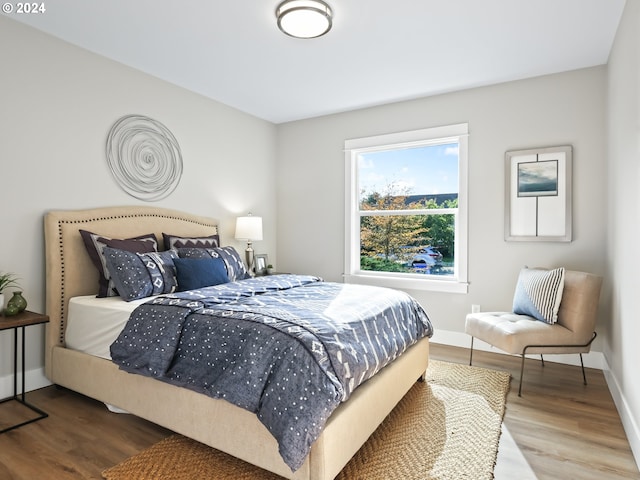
(344, 123), (468, 293)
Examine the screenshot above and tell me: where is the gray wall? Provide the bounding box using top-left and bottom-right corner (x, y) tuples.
(276, 67), (607, 350)
(606, 0), (640, 463)
(0, 17), (277, 391)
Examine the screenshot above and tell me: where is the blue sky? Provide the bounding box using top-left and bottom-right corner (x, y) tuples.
(358, 143), (459, 198)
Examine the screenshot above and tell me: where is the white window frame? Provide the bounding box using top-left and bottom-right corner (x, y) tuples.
(344, 123), (469, 293)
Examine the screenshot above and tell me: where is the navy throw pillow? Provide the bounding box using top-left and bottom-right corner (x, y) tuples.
(174, 257), (230, 291)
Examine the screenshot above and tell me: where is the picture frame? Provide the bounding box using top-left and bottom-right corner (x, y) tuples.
(505, 145), (572, 242)
(254, 254), (268, 275)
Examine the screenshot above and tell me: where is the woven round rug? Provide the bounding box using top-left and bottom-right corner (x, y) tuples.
(102, 360), (510, 480)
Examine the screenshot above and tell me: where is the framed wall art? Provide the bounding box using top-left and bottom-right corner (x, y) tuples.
(105, 114), (183, 202)
(505, 145), (572, 242)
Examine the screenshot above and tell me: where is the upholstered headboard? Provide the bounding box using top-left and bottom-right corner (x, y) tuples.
(43, 206), (218, 379)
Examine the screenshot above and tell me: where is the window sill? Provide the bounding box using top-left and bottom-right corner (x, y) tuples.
(343, 273), (468, 294)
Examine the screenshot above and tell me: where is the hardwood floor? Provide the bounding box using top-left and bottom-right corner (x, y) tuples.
(0, 343), (637, 479)
(430, 344), (639, 480)
(0, 386), (170, 479)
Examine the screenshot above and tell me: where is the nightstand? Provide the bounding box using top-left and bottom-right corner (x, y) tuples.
(0, 310), (49, 433)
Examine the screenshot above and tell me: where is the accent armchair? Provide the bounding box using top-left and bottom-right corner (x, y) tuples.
(465, 269), (602, 396)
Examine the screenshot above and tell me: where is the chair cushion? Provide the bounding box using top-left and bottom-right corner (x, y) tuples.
(465, 311), (589, 355)
(512, 267), (565, 324)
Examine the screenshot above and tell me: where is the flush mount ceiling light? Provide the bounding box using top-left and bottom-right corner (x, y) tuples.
(276, 0), (333, 39)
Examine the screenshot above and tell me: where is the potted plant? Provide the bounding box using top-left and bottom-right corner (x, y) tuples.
(0, 271), (20, 310)
(266, 264), (274, 275)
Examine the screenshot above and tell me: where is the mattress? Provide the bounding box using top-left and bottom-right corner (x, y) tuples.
(66, 295), (151, 359)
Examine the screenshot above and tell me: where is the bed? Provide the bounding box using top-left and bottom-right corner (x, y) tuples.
(44, 205), (431, 480)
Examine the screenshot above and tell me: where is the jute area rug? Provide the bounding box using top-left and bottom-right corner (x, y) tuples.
(103, 360), (511, 480)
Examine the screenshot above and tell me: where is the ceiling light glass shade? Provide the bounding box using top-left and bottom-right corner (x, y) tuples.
(276, 0), (333, 39)
(235, 215), (263, 241)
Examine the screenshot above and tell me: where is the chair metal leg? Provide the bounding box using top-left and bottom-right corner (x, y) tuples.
(469, 337), (474, 366)
(518, 353), (526, 396)
(517, 332), (597, 396)
(580, 353), (587, 385)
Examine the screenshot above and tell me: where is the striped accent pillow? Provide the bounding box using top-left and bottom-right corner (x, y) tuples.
(512, 267), (565, 324)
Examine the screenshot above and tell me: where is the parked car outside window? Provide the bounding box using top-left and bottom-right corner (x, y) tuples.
(411, 246), (443, 267)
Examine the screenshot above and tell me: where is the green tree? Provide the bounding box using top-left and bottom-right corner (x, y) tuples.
(359, 184), (457, 272)
(421, 198), (457, 258)
(360, 185), (427, 268)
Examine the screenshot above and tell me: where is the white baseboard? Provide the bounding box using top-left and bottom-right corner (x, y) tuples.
(602, 358), (640, 471)
(0, 367), (52, 399)
(431, 329), (606, 369)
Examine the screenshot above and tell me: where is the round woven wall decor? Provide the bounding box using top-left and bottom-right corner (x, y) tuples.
(106, 114), (183, 201)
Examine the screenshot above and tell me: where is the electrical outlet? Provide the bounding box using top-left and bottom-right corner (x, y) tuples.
(471, 304), (481, 313)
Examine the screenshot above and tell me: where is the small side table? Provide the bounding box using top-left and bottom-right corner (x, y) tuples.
(0, 310), (49, 433)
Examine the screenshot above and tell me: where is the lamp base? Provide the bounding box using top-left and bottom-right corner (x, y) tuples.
(245, 243), (255, 276)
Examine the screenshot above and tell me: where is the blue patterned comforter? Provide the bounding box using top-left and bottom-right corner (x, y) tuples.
(110, 274), (433, 471)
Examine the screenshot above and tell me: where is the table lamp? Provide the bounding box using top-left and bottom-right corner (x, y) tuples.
(234, 214), (263, 274)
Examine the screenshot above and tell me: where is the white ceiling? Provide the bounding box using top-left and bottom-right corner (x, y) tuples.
(10, 0), (626, 124)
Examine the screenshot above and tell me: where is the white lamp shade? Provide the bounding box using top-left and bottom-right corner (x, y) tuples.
(276, 0), (333, 39)
(235, 216), (263, 241)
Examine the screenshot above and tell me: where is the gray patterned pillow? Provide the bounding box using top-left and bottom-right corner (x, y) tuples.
(80, 230), (158, 297)
(162, 233), (220, 250)
(103, 247), (178, 301)
(177, 246), (251, 281)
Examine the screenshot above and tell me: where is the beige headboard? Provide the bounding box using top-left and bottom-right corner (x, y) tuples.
(43, 206), (218, 379)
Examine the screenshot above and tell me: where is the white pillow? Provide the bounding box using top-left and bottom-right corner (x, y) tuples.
(512, 267), (565, 324)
